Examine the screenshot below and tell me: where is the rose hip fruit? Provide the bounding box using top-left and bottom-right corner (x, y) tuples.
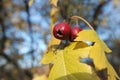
(53, 22), (71, 40)
(70, 26), (82, 41)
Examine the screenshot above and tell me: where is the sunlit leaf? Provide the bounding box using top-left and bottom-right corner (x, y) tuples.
(41, 51), (55, 64)
(50, 7), (59, 34)
(44, 0), (60, 55)
(89, 42), (108, 69)
(75, 30), (111, 53)
(75, 30), (119, 80)
(67, 42), (91, 58)
(107, 63), (120, 80)
(50, 7), (58, 17)
(41, 42), (100, 80)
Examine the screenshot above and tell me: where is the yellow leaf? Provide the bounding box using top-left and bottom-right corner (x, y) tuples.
(50, 7), (59, 34)
(44, 1), (60, 56)
(66, 42), (89, 50)
(50, 7), (58, 17)
(29, 0), (34, 7)
(75, 30), (119, 79)
(41, 51), (55, 64)
(33, 74), (47, 80)
(89, 43), (108, 69)
(41, 42), (100, 80)
(72, 46), (92, 58)
(50, 0), (58, 6)
(45, 36), (61, 53)
(75, 30), (111, 53)
(67, 42), (91, 58)
(107, 63), (120, 80)
(113, 0), (119, 7)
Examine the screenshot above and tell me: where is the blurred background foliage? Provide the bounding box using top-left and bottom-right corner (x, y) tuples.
(0, 0), (120, 80)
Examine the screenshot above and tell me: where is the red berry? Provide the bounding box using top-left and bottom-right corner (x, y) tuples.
(53, 22), (71, 40)
(70, 26), (82, 41)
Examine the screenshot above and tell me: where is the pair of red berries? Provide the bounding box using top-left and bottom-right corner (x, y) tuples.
(53, 22), (82, 41)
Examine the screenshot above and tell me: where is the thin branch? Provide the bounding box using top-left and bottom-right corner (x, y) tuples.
(0, 0), (6, 54)
(91, 0), (110, 30)
(71, 16), (94, 30)
(24, 0), (35, 67)
(0, 0), (20, 69)
(0, 0), (33, 79)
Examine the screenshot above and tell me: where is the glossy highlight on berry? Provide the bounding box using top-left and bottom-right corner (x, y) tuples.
(53, 22), (71, 40)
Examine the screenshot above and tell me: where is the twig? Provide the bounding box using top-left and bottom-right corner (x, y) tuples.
(24, 0), (34, 67)
(0, 0), (33, 78)
(92, 0), (109, 30)
(71, 16), (94, 30)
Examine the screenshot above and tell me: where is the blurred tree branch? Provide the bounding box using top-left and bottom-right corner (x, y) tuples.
(91, 0), (110, 30)
(24, 0), (35, 64)
(0, 0), (7, 55)
(0, 0), (33, 79)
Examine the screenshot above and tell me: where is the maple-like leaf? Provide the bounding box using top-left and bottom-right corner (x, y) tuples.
(41, 50), (55, 64)
(75, 30), (120, 80)
(41, 42), (100, 80)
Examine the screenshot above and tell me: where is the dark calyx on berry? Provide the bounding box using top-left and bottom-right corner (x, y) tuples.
(53, 22), (71, 40)
(70, 26), (82, 41)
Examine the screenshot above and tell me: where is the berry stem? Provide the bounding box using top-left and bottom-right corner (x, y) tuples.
(71, 16), (94, 30)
